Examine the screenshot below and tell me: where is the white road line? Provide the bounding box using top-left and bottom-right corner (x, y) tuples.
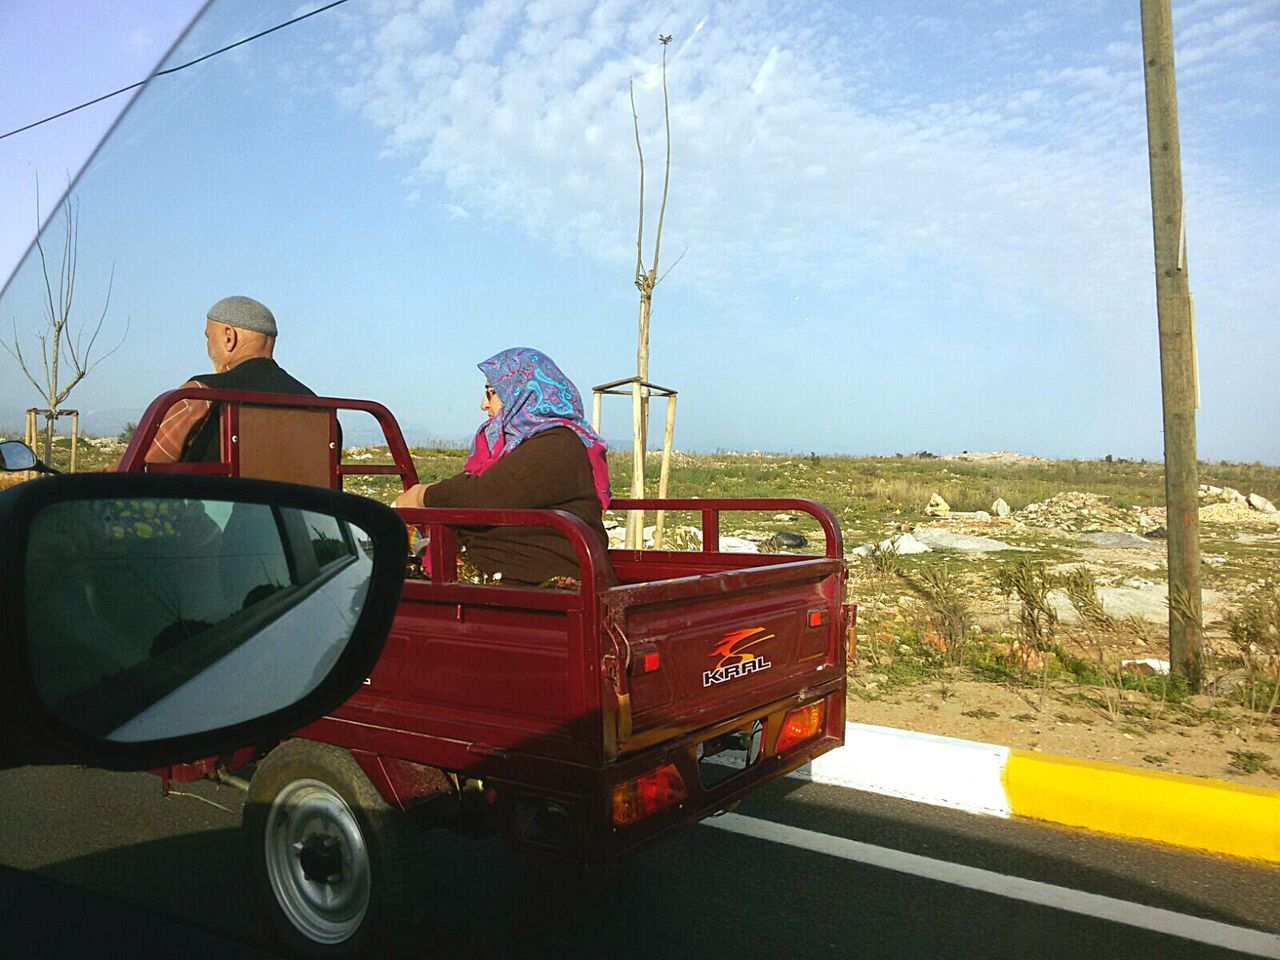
(704, 813), (1280, 959)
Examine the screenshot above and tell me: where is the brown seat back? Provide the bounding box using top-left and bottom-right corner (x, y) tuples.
(235, 405), (334, 488)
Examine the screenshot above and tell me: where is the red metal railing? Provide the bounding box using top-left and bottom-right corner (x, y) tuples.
(609, 497), (843, 558)
(117, 388), (420, 490)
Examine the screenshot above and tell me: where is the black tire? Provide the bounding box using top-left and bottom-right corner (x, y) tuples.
(243, 739), (418, 959)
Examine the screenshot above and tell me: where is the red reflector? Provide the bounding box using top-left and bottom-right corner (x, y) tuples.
(611, 763), (688, 827)
(807, 610), (825, 628)
(639, 652), (661, 673)
(776, 701), (825, 753)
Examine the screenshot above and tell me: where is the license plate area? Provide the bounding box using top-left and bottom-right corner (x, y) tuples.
(696, 719), (764, 788)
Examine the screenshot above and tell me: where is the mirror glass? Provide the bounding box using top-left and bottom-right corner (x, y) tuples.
(0, 441), (37, 472)
(24, 495), (375, 742)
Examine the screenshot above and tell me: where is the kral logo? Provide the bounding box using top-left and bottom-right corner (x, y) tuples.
(703, 627), (774, 687)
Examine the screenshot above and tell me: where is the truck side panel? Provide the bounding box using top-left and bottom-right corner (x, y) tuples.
(322, 581), (603, 769)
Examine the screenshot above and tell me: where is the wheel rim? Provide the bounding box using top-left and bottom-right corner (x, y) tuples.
(264, 778), (371, 944)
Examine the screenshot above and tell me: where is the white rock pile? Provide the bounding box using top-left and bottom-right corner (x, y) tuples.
(1017, 492), (1135, 533)
(1197, 484), (1279, 525)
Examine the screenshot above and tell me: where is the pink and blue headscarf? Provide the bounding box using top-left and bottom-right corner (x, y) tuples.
(464, 347), (612, 509)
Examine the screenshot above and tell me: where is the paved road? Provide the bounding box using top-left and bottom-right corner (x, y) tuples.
(1, 764), (1277, 958)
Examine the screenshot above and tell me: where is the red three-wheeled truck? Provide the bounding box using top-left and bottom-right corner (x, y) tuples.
(118, 388), (853, 957)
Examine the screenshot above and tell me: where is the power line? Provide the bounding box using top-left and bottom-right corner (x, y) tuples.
(0, 0), (355, 142)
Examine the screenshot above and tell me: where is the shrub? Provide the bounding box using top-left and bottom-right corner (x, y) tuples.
(1061, 568), (1110, 626)
(907, 565), (974, 665)
(1224, 585), (1280, 719)
(865, 539), (901, 576)
(997, 559), (1059, 652)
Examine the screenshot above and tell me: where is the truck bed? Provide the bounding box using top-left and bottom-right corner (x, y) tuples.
(295, 498), (847, 863)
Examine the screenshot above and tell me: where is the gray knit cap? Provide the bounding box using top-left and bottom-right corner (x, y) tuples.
(207, 295), (278, 337)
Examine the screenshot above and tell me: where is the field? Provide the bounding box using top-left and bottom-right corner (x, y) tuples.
(12, 435), (1280, 785)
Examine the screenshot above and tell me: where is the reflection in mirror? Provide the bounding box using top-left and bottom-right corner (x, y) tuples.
(0, 441), (37, 472)
(24, 496), (374, 742)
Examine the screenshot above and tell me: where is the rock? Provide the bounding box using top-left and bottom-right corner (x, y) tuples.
(910, 527), (1023, 553)
(991, 498), (1011, 517)
(1077, 531), (1162, 550)
(1209, 668), (1251, 698)
(1199, 484), (1247, 505)
(1247, 492), (1277, 513)
(1200, 501), (1280, 526)
(772, 513), (796, 521)
(941, 510), (991, 522)
(770, 530), (808, 549)
(890, 532), (931, 554)
(1047, 582), (1224, 624)
(1144, 526), (1167, 539)
(940, 451), (1044, 465)
(1018, 491), (1134, 533)
(1121, 658), (1170, 676)
(851, 532), (931, 557)
(925, 493), (950, 516)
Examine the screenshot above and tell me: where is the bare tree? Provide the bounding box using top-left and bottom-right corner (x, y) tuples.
(620, 35), (685, 547)
(630, 35), (683, 439)
(2, 182), (128, 465)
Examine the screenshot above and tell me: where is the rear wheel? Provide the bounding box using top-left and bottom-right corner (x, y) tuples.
(244, 740), (417, 958)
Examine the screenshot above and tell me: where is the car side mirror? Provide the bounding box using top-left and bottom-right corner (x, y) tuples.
(0, 472), (405, 770)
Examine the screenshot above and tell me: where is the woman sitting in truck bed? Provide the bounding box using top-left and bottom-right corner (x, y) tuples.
(394, 347), (616, 588)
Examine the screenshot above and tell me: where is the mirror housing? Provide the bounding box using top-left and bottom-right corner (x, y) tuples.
(0, 472), (405, 770)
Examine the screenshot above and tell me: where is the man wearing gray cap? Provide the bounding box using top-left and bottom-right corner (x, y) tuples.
(144, 296), (317, 463)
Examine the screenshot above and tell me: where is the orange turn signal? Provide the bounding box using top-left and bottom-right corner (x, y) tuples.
(611, 763), (688, 827)
(775, 701), (825, 753)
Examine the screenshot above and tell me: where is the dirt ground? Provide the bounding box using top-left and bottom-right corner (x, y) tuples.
(842, 482), (1280, 793)
(848, 678), (1280, 790)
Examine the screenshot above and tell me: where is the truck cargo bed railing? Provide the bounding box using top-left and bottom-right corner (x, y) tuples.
(610, 497), (843, 559)
(117, 388), (420, 489)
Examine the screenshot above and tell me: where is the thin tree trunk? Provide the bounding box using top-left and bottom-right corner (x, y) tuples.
(627, 379), (646, 548)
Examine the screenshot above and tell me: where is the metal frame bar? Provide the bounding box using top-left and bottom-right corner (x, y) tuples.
(117, 389), (420, 490)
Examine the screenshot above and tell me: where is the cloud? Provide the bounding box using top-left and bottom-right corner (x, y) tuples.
(327, 0), (1277, 340)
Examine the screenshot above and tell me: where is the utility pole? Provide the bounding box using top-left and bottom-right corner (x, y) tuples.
(1140, 0), (1203, 691)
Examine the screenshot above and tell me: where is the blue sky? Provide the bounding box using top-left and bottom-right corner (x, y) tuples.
(1, 0), (1277, 461)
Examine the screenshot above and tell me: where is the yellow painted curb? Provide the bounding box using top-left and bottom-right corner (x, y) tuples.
(1004, 750), (1280, 864)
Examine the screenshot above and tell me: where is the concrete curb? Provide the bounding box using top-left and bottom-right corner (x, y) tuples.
(789, 722), (1280, 864)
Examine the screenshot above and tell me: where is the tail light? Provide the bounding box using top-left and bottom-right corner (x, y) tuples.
(611, 763), (688, 827)
(775, 701), (826, 753)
